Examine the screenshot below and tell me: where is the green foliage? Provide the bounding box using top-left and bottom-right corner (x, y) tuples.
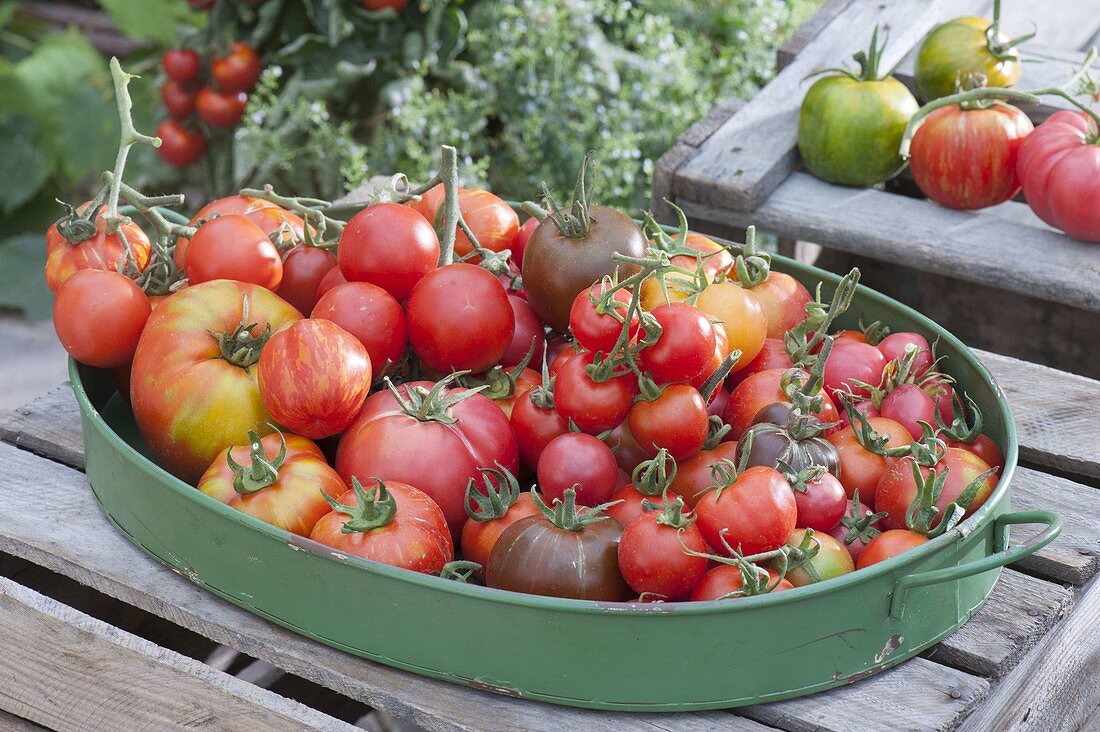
(98, 0), (206, 47)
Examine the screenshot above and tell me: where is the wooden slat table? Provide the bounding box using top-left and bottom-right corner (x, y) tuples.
(0, 347), (1096, 730)
(653, 0), (1100, 377)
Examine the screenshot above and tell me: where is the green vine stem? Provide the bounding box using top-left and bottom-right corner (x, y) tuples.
(838, 489), (888, 545)
(985, 0), (1036, 60)
(807, 25), (891, 84)
(438, 560), (482, 583)
(784, 268), (859, 366)
(239, 184), (346, 245)
(103, 57), (161, 238)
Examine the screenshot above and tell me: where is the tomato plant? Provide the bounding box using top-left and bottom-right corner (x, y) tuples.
(312, 282), (407, 376)
(53, 270), (150, 368)
(196, 87), (248, 128)
(618, 497), (708, 600)
(537, 432), (618, 506)
(338, 203), (440, 300)
(45, 202), (151, 293)
(185, 215), (284, 290)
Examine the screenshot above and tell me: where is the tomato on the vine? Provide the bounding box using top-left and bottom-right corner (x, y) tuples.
(725, 368), (838, 440)
(823, 339), (886, 399)
(161, 81), (198, 119)
(782, 529), (854, 586)
(155, 120), (205, 168)
(638, 302), (716, 385)
(338, 203), (440, 301)
(406, 185), (519, 260)
(162, 49), (201, 84)
(553, 351), (637, 433)
(185, 215), (283, 290)
(875, 449), (997, 531)
(790, 469), (846, 532)
(628, 384), (709, 461)
(827, 416), (910, 502)
(569, 281), (637, 354)
(462, 485), (540, 573)
(510, 387), (568, 470)
(211, 41), (262, 93)
(196, 87), (248, 129)
(670, 441), (739, 508)
(45, 202), (151, 293)
(53, 270), (150, 368)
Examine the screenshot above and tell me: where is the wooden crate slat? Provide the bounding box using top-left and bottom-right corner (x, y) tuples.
(739, 657), (989, 732)
(0, 442), (768, 731)
(674, 0), (954, 212)
(775, 0), (855, 72)
(0, 576), (356, 732)
(1010, 468), (1100, 585)
(0, 710), (46, 731)
(957, 576), (1100, 731)
(0, 384), (82, 470)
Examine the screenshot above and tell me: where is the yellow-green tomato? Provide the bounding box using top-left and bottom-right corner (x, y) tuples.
(798, 75), (918, 187)
(782, 529), (855, 587)
(914, 17), (1022, 102)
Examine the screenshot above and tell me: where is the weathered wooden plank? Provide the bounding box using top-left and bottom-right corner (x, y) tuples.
(0, 315), (69, 418)
(775, 0), (854, 72)
(0, 576), (355, 732)
(926, 568), (1072, 677)
(0, 385), (82, 470)
(1010, 468), (1100, 585)
(676, 0), (953, 211)
(740, 657), (989, 732)
(0, 710), (46, 731)
(0, 442), (768, 732)
(957, 576), (1100, 732)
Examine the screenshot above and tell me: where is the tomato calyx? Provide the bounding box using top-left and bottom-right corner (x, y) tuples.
(458, 341), (537, 401)
(464, 464), (522, 522)
(631, 449), (677, 497)
(778, 461), (826, 494)
(532, 487), (619, 532)
(728, 226), (771, 289)
(526, 354), (557, 411)
(784, 268), (859, 366)
(384, 372), (488, 425)
(539, 151), (596, 239)
(837, 393), (897, 454)
(853, 343), (946, 410)
(903, 459), (995, 538)
(838, 489), (887, 546)
(936, 392), (985, 443)
(983, 0), (1035, 62)
(702, 415), (732, 450)
(323, 477), (399, 534)
(642, 493), (696, 530)
(704, 431), (756, 501)
(888, 422), (949, 466)
(212, 295), (272, 369)
(438, 560), (482, 583)
(225, 428), (286, 495)
(810, 25), (891, 84)
(54, 200), (102, 245)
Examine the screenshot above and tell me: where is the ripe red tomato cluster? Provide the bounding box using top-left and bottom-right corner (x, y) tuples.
(157, 43), (263, 169)
(50, 169), (1006, 600)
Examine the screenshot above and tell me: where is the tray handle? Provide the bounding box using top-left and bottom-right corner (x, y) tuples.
(889, 510), (1062, 620)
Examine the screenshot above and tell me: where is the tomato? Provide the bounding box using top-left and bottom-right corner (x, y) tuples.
(553, 351), (637, 433)
(605, 482), (681, 529)
(618, 499), (708, 599)
(499, 295), (546, 368)
(670, 441), (739, 508)
(857, 529), (929, 569)
(335, 377), (518, 538)
(156, 120), (205, 168)
(829, 496), (884, 564)
(315, 265), (347, 300)
(510, 386), (568, 470)
(638, 303), (716, 385)
(196, 87), (248, 128)
(827, 416), (910, 502)
(310, 479), (454, 574)
(406, 185), (519, 260)
(309, 283), (406, 379)
(690, 565), (792, 602)
(724, 368), (839, 440)
(879, 383), (937, 441)
(53, 270), (150, 368)
(927, 377), (958, 426)
(791, 469), (846, 531)
(875, 449), (997, 531)
(131, 281), (301, 482)
(184, 215), (283, 290)
(1017, 111), (1100, 242)
(174, 196), (301, 270)
(211, 41), (262, 93)
(161, 80), (198, 119)
(197, 431), (343, 536)
(639, 232), (732, 310)
(406, 263), (515, 373)
(798, 30), (918, 185)
(949, 433), (1005, 473)
(511, 216), (539, 268)
(569, 282), (637, 354)
(782, 529), (854, 586)
(823, 340), (886, 399)
(548, 343), (582, 376)
(162, 49), (201, 84)
(752, 272), (813, 339)
(695, 465), (796, 556)
(273, 246), (335, 315)
(728, 337), (795, 388)
(604, 419), (650, 476)
(338, 203), (440, 300)
(914, 16), (1021, 102)
(45, 202), (151, 293)
(695, 281), (766, 371)
(877, 332), (933, 377)
(909, 102), (1033, 209)
(361, 0), (408, 10)
(628, 384), (709, 461)
(537, 432), (618, 506)
(486, 491), (632, 601)
(257, 319), (371, 439)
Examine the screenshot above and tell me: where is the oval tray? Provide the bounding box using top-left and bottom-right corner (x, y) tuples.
(71, 255), (1059, 711)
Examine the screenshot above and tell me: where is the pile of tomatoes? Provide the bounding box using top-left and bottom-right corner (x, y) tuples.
(796, 11), (1100, 242)
(157, 42), (263, 169)
(46, 139), (1008, 603)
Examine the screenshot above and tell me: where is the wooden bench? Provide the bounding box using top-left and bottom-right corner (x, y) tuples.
(652, 0), (1100, 378)
(0, 347), (1096, 730)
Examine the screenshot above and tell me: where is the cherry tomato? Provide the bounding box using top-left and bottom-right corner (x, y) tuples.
(605, 483), (681, 529)
(162, 49), (201, 84)
(690, 565), (792, 602)
(500, 295), (546, 368)
(604, 418), (651, 476)
(639, 302), (716, 385)
(510, 388), (568, 470)
(211, 41), (262, 93)
(752, 272), (813, 339)
(53, 270), (150, 368)
(877, 331), (933, 376)
(949, 433), (1005, 472)
(792, 470), (846, 531)
(724, 368), (839, 441)
(537, 432), (618, 506)
(695, 465), (796, 556)
(669, 441), (739, 508)
(827, 416), (910, 502)
(338, 203), (440, 301)
(857, 529), (929, 569)
(695, 280), (766, 371)
(511, 217), (539, 268)
(553, 351), (637, 433)
(879, 383), (937, 441)
(639, 232), (733, 310)
(276, 246), (336, 314)
(618, 504), (708, 599)
(406, 263), (515, 373)
(45, 202), (151, 292)
(461, 492), (541, 571)
(823, 340), (886, 399)
(405, 185), (519, 260)
(782, 529), (854, 586)
(875, 449), (997, 531)
(569, 282), (637, 354)
(727, 337), (795, 389)
(312, 282), (406, 377)
(155, 120), (205, 168)
(362, 0), (409, 12)
(161, 80), (198, 119)
(174, 196), (301, 270)
(185, 215), (283, 290)
(628, 385), (709, 461)
(196, 87), (248, 128)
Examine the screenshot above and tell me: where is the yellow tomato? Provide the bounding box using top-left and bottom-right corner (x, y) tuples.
(695, 281), (766, 371)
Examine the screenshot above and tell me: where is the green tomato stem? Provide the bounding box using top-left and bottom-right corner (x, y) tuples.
(104, 58), (160, 237)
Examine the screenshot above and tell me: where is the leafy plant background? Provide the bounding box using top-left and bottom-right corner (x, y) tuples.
(0, 0), (818, 319)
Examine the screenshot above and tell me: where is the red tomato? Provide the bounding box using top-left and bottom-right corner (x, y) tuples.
(310, 479), (454, 574)
(695, 465), (796, 556)
(670, 441), (739, 508)
(338, 203), (440, 300)
(857, 529), (929, 569)
(605, 483), (681, 529)
(909, 102), (1033, 209)
(569, 282), (637, 354)
(161, 80), (198, 119)
(511, 216), (539, 267)
(312, 282), (406, 377)
(130, 281), (302, 482)
(638, 302), (716, 385)
(174, 196), (302, 270)
(198, 432), (344, 536)
(45, 202), (151, 292)
(406, 263), (515, 373)
(751, 272), (813, 339)
(1017, 111), (1100, 241)
(628, 384), (709, 461)
(877, 332), (933, 376)
(315, 265), (347, 300)
(461, 492), (541, 571)
(618, 503), (708, 599)
(162, 49), (201, 84)
(553, 351), (637, 433)
(724, 368), (839, 440)
(604, 418), (651, 476)
(823, 340), (886, 399)
(875, 449), (997, 531)
(791, 470), (846, 532)
(196, 87), (248, 128)
(361, 0), (408, 9)
(155, 120), (206, 167)
(211, 41), (262, 93)
(406, 185), (519, 260)
(185, 215), (283, 290)
(499, 295), (546, 368)
(727, 337), (795, 388)
(53, 270), (150, 368)
(274, 246), (336, 315)
(537, 432), (618, 506)
(690, 565), (792, 601)
(335, 380), (518, 538)
(826, 416), (910, 502)
(510, 388), (568, 470)
(257, 319), (371, 439)
(879, 383), (937, 441)
(949, 433), (1005, 473)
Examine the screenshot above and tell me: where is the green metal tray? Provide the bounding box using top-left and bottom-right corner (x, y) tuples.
(70, 255), (1060, 711)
